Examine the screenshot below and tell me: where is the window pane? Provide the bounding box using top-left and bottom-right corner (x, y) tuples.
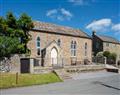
(71, 50), (74, 56)
(37, 42), (40, 47)
(58, 39), (61, 46)
(74, 44), (76, 49)
(37, 37), (40, 41)
(85, 43), (87, 49)
(85, 50), (87, 56)
(36, 37), (40, 48)
(74, 50), (76, 56)
(106, 43), (109, 47)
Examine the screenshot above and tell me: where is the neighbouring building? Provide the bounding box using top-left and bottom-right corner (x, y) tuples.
(27, 21), (92, 67)
(92, 31), (120, 63)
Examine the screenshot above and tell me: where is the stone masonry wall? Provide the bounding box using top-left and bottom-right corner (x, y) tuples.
(27, 30), (92, 66)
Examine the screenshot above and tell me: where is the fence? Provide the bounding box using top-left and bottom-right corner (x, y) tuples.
(33, 57), (90, 68)
(92, 56), (105, 64)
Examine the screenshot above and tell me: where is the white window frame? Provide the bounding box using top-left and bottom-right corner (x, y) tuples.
(71, 41), (77, 57)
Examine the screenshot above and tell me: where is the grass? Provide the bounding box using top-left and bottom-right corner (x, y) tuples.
(0, 72), (62, 89)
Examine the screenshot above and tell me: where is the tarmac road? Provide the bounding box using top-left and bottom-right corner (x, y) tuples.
(1, 71), (120, 95)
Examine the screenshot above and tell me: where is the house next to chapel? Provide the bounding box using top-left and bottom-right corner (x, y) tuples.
(27, 21), (92, 67)
(92, 31), (120, 63)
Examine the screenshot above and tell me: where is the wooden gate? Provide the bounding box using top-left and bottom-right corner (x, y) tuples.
(20, 58), (30, 73)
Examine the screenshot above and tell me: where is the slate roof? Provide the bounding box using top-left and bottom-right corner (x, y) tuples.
(32, 21), (91, 39)
(97, 35), (120, 44)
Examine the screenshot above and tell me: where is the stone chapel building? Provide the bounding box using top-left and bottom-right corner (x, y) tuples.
(27, 21), (92, 67)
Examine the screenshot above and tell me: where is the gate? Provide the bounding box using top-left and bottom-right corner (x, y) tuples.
(20, 58), (30, 73)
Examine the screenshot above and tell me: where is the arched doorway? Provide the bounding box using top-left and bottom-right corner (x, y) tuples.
(51, 48), (58, 65)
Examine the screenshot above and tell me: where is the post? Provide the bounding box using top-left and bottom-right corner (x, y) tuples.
(104, 57), (107, 66)
(116, 60), (118, 67)
(30, 58), (34, 74)
(16, 72), (18, 84)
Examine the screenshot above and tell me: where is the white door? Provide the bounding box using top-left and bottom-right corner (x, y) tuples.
(51, 48), (58, 65)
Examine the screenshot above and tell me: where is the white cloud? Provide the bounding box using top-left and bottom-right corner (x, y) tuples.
(112, 23), (120, 31)
(68, 0), (96, 6)
(68, 0), (84, 5)
(86, 18), (112, 31)
(46, 8), (73, 21)
(46, 9), (57, 17)
(86, 18), (120, 39)
(61, 8), (72, 18)
(112, 23), (120, 36)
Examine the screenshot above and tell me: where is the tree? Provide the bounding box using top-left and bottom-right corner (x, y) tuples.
(6, 12), (24, 37)
(0, 36), (20, 58)
(103, 51), (110, 58)
(0, 12), (34, 72)
(18, 13), (34, 53)
(0, 17), (8, 36)
(103, 51), (117, 64)
(109, 53), (117, 61)
(0, 12), (34, 57)
(6, 12), (18, 29)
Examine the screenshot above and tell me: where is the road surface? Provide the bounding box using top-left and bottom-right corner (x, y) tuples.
(1, 71), (120, 95)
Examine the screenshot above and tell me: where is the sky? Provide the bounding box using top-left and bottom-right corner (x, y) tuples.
(0, 0), (120, 40)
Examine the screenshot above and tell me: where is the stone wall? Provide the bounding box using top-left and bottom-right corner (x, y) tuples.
(0, 54), (21, 73)
(32, 65), (105, 74)
(103, 42), (120, 62)
(27, 31), (92, 66)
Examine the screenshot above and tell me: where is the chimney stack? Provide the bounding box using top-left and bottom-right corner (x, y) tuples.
(92, 30), (96, 36)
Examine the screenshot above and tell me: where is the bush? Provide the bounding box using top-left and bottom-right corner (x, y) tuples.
(103, 51), (110, 58)
(103, 51), (117, 64)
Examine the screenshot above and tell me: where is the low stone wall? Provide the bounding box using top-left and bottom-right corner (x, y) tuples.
(0, 54), (21, 73)
(33, 67), (53, 74)
(31, 65), (105, 74)
(64, 65), (105, 73)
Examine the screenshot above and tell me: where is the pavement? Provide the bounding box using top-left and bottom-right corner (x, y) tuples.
(1, 71), (120, 95)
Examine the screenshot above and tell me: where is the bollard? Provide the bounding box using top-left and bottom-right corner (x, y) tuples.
(16, 72), (18, 84)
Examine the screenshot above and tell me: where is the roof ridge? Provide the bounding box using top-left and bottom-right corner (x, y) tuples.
(97, 35), (119, 44)
(98, 35), (119, 41)
(33, 20), (91, 39)
(33, 20), (80, 31)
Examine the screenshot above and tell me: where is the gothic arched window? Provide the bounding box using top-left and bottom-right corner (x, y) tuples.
(36, 37), (41, 55)
(85, 43), (87, 56)
(71, 41), (77, 57)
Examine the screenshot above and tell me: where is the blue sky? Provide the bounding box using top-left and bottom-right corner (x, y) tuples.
(0, 0), (120, 40)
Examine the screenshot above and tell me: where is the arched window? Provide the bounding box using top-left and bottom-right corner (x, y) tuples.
(37, 37), (40, 48)
(57, 39), (61, 46)
(71, 41), (77, 57)
(85, 43), (87, 56)
(36, 37), (41, 55)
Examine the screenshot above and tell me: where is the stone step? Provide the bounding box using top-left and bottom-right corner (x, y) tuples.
(54, 69), (72, 81)
(105, 64), (119, 73)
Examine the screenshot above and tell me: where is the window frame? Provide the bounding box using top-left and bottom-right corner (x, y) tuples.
(71, 41), (77, 57)
(36, 36), (41, 56)
(85, 43), (87, 56)
(57, 39), (61, 46)
(106, 43), (109, 47)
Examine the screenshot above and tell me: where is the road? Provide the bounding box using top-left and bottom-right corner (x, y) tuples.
(1, 71), (120, 95)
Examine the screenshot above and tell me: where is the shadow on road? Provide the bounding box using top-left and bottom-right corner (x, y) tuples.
(93, 81), (120, 91)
